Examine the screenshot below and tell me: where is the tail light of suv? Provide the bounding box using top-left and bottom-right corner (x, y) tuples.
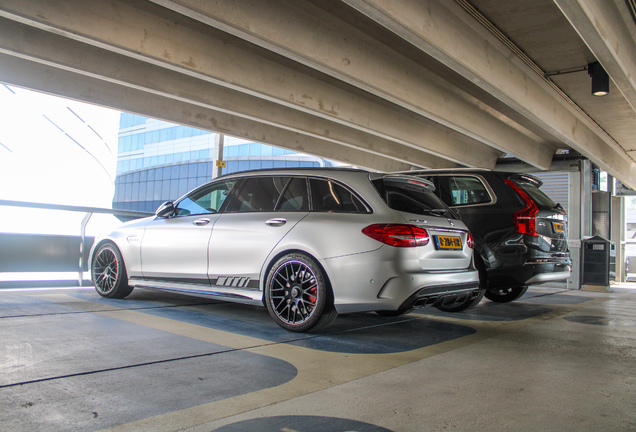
(362, 224), (430, 247)
(504, 179), (539, 237)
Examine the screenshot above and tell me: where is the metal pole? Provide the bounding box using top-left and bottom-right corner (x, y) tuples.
(79, 212), (92, 287)
(213, 133), (225, 179)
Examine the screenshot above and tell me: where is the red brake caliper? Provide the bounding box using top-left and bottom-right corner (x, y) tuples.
(307, 287), (317, 305)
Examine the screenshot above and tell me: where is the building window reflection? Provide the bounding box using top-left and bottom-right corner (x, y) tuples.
(113, 115), (330, 212)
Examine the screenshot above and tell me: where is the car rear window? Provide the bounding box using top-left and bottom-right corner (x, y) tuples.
(371, 177), (453, 217)
(227, 176), (291, 212)
(309, 178), (369, 213)
(278, 177), (309, 211)
(511, 177), (557, 211)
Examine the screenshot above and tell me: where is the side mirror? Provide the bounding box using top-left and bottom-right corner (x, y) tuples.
(155, 201), (175, 218)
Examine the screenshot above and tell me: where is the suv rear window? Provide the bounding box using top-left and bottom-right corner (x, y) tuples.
(439, 175), (492, 206)
(372, 177), (453, 217)
(510, 177), (557, 211)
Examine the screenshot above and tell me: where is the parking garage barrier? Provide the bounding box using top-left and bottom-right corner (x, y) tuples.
(0, 200), (152, 288)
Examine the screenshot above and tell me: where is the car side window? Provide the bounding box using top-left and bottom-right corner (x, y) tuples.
(309, 178), (369, 213)
(227, 176), (291, 212)
(441, 176), (492, 206)
(277, 177), (309, 211)
(175, 179), (238, 216)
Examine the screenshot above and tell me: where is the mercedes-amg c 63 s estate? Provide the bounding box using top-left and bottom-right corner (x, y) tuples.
(90, 168), (480, 332)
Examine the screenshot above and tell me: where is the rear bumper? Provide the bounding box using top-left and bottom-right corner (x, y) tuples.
(525, 269), (571, 285)
(323, 246), (479, 314)
(488, 261), (571, 288)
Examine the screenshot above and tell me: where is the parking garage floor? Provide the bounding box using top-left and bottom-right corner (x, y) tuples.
(1, 284), (635, 432)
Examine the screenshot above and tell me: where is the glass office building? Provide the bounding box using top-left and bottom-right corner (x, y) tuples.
(113, 114), (333, 212)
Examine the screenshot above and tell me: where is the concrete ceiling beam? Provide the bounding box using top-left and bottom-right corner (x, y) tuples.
(341, 0), (636, 188)
(0, 16), (458, 170)
(0, 53), (412, 172)
(148, 0), (553, 170)
(495, 157), (585, 173)
(554, 0), (636, 114)
(0, 0), (503, 169)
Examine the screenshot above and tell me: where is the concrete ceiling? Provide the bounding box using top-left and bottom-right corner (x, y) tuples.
(469, 0), (636, 164)
(0, 0), (634, 186)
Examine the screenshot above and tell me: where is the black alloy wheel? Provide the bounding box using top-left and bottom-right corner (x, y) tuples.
(265, 253), (337, 332)
(92, 243), (134, 298)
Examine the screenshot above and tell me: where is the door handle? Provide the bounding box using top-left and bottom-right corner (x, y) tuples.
(265, 218), (287, 227)
(193, 218), (211, 226)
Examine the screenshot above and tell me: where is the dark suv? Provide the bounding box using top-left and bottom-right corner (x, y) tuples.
(406, 169), (571, 305)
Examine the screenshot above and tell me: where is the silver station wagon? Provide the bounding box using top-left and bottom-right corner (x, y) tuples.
(90, 168), (480, 332)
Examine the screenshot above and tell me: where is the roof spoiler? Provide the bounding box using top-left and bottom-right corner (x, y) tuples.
(507, 173), (543, 188)
(369, 173), (436, 191)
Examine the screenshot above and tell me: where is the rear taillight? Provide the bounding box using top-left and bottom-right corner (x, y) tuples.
(467, 232), (475, 249)
(362, 224), (430, 247)
(504, 179), (539, 237)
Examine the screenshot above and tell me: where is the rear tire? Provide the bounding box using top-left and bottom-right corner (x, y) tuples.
(265, 253), (337, 332)
(485, 285), (528, 303)
(92, 243), (134, 298)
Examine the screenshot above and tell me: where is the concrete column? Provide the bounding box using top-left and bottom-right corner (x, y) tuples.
(568, 169), (582, 290)
(615, 196), (625, 282)
(608, 174), (614, 238)
(569, 160), (593, 289)
(581, 160), (593, 238)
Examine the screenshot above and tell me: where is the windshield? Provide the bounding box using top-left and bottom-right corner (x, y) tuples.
(372, 177), (455, 218)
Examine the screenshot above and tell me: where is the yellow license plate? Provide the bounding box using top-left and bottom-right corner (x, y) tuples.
(553, 222), (565, 233)
(435, 235), (462, 250)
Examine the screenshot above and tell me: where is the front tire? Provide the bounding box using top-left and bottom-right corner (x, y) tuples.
(265, 253), (337, 332)
(485, 285), (528, 303)
(92, 243), (134, 298)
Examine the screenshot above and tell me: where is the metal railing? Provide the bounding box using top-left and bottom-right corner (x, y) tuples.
(0, 200), (152, 288)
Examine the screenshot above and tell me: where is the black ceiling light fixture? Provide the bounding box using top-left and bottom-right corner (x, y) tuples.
(588, 61), (609, 96)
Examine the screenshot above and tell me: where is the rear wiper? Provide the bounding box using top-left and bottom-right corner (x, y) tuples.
(428, 208), (449, 217)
